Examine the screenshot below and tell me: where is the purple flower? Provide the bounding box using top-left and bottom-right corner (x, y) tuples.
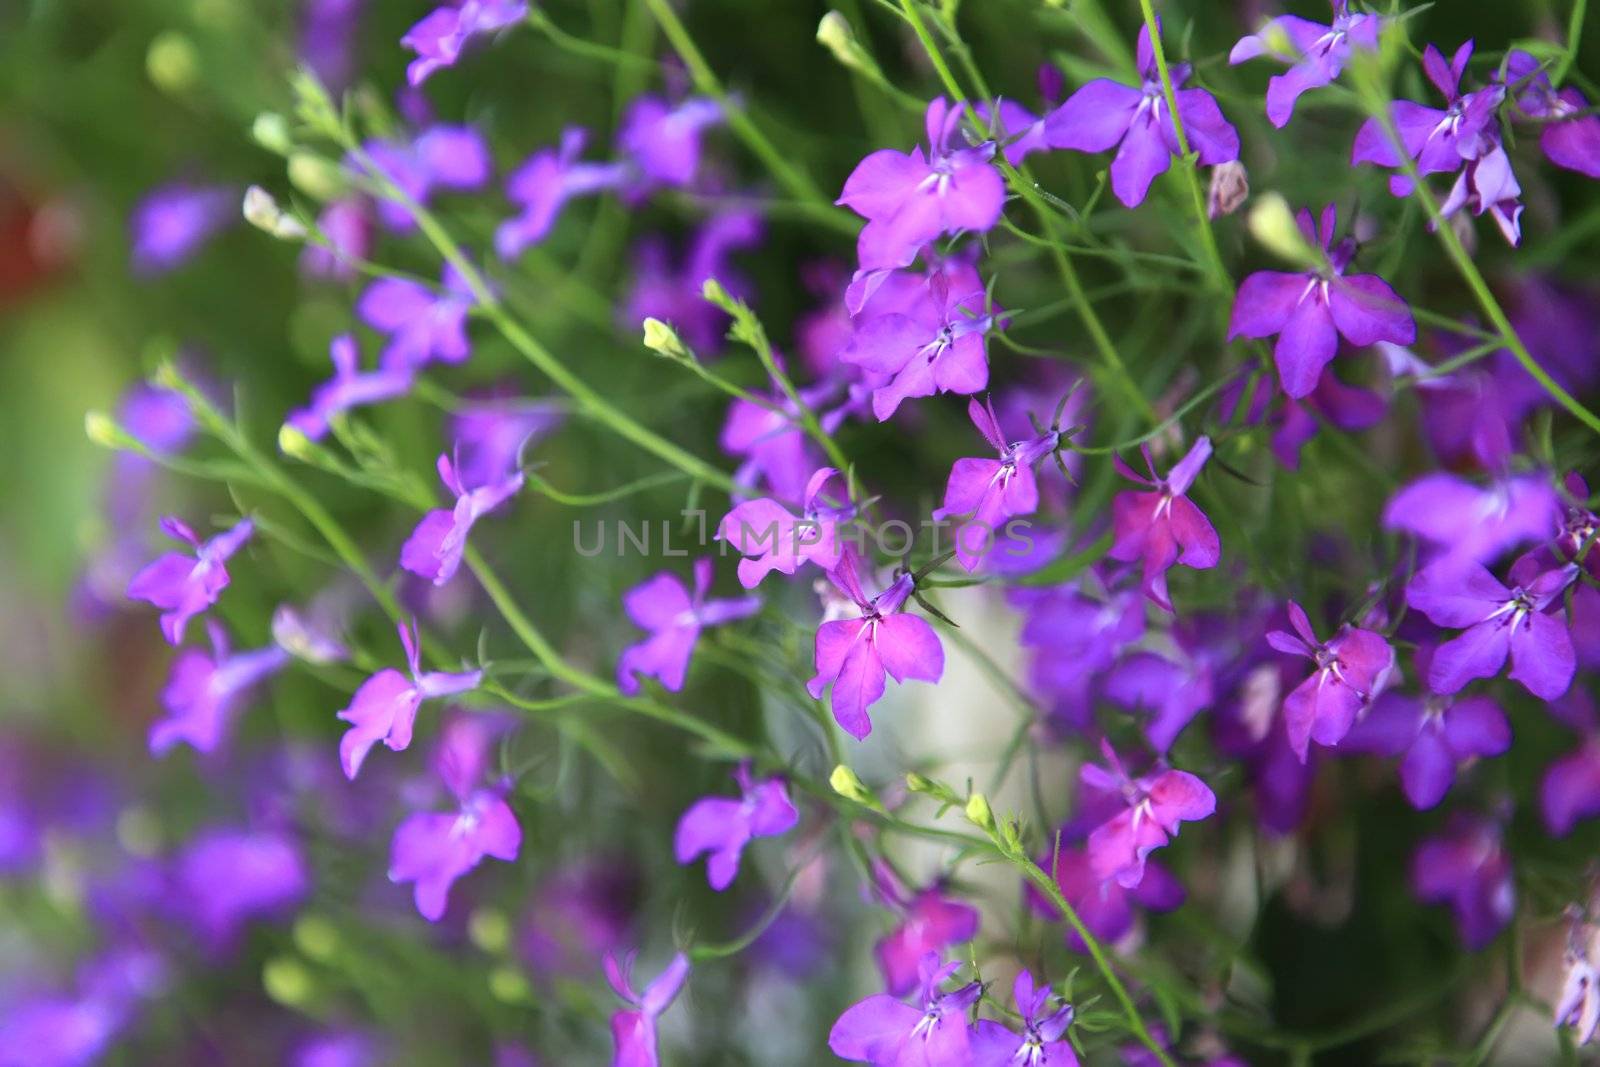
(618, 96), (724, 193)
(1383, 471), (1561, 573)
(300, 197), (373, 281)
(718, 467), (852, 588)
(974, 66), (1064, 166)
(129, 182), (235, 275)
(450, 397), (562, 490)
(174, 827), (309, 950)
(807, 546), (945, 740)
(1411, 814), (1514, 950)
(1342, 648), (1510, 810)
(401, 0), (527, 86)
(1556, 912), (1600, 1045)
(605, 951), (689, 1067)
(336, 618), (483, 779)
(837, 97), (1005, 270)
(1032, 845), (1185, 951)
(1227, 204), (1416, 398)
(829, 954), (980, 1065)
(1109, 436), (1219, 609)
(400, 452), (524, 586)
(933, 397), (1060, 572)
(1266, 601), (1394, 761)
(617, 558), (760, 695)
(126, 515), (253, 645)
(272, 599), (351, 665)
(1043, 24), (1239, 207)
(673, 762), (798, 890)
(1506, 51), (1600, 179)
(389, 715), (521, 921)
(151, 621), (289, 756)
(624, 210), (763, 354)
(1406, 558), (1577, 699)
(355, 125), (491, 232)
(1104, 648), (1215, 754)
(357, 264), (477, 371)
(873, 878), (979, 996)
(840, 261), (997, 419)
(971, 970), (1078, 1067)
(1228, 1), (1382, 127)
(300, 0), (365, 94)
(720, 386), (828, 502)
(496, 128), (629, 258)
(1542, 738), (1600, 837)
(1080, 741), (1215, 889)
(293, 1029), (383, 1067)
(286, 334), (415, 441)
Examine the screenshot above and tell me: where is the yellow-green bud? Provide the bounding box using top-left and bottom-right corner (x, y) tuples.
(830, 764), (876, 807)
(263, 956), (315, 1008)
(488, 966), (532, 1004)
(288, 152), (347, 203)
(965, 792), (994, 831)
(278, 423), (314, 460)
(252, 112), (293, 156)
(146, 32), (200, 95)
(85, 411), (135, 451)
(469, 908), (511, 954)
(293, 915), (340, 962)
(1247, 192), (1321, 270)
(700, 277), (734, 310)
(905, 772), (935, 794)
(243, 186), (305, 240)
(642, 317), (691, 361)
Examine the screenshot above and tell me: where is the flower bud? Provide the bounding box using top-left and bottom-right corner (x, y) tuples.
(1207, 161), (1249, 220)
(243, 186), (307, 240)
(288, 152), (347, 203)
(293, 915), (340, 962)
(817, 12), (875, 76)
(642, 317), (691, 361)
(700, 276), (735, 311)
(965, 792), (995, 831)
(469, 908), (511, 954)
(146, 31), (200, 95)
(488, 966), (531, 1004)
(278, 423), (315, 459)
(252, 112), (293, 156)
(830, 764), (877, 808)
(84, 411), (136, 451)
(905, 772), (935, 794)
(290, 68), (339, 135)
(1247, 192), (1320, 270)
(263, 956), (315, 1008)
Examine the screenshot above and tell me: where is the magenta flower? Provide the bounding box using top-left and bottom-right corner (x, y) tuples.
(1383, 471), (1561, 574)
(388, 715), (521, 921)
(829, 954), (980, 1066)
(1032, 845), (1185, 951)
(1227, 204), (1416, 398)
(971, 970), (1078, 1067)
(357, 264), (476, 371)
(1104, 648), (1215, 754)
(673, 762), (798, 891)
(300, 197), (372, 281)
(174, 827), (309, 951)
(356, 125), (491, 232)
(285, 334), (415, 442)
(617, 558), (760, 695)
(841, 264), (996, 420)
(129, 181), (236, 275)
(336, 618), (483, 779)
(874, 876), (979, 996)
(624, 210), (763, 354)
(720, 385), (828, 502)
(1506, 51), (1600, 179)
(605, 951), (688, 1067)
(1342, 649), (1510, 810)
(1406, 559), (1577, 700)
(400, 452), (524, 586)
(617, 95), (723, 193)
(933, 397), (1060, 572)
(126, 515), (253, 645)
(1080, 741), (1215, 889)
(1411, 814), (1515, 950)
(1229, 0), (1382, 127)
(450, 397), (562, 490)
(496, 128), (629, 258)
(718, 467), (851, 589)
(152, 621), (289, 756)
(1542, 737), (1600, 837)
(1266, 601), (1394, 761)
(837, 97), (1005, 270)
(807, 546), (945, 740)
(401, 0), (527, 86)
(1043, 24), (1239, 208)
(1108, 436), (1219, 609)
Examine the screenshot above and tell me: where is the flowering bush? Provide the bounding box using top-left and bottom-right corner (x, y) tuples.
(5, 0), (1600, 1063)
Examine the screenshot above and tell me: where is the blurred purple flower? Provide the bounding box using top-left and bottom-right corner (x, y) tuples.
(355, 125), (491, 232)
(1032, 845), (1185, 951)
(402, 0), (527, 86)
(674, 761), (798, 890)
(618, 96), (723, 193)
(497, 128), (629, 258)
(400, 452), (523, 586)
(617, 558), (760, 695)
(174, 827), (309, 950)
(285, 334), (415, 441)
(873, 875), (979, 996)
(451, 397), (562, 489)
(357, 264), (477, 370)
(1383, 470), (1561, 574)
(300, 198), (373, 281)
(152, 620), (289, 756)
(1411, 814), (1514, 950)
(129, 182), (235, 275)
(1505, 51), (1600, 178)
(126, 515), (253, 645)
(624, 210), (762, 354)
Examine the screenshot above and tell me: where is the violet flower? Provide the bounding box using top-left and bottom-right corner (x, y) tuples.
(1266, 600), (1394, 761)
(1411, 814), (1515, 950)
(1032, 845), (1185, 951)
(874, 877), (979, 996)
(718, 467), (852, 589)
(974, 65), (1065, 166)
(1406, 558), (1577, 699)
(300, 197), (372, 281)
(605, 951), (689, 1067)
(1383, 471), (1561, 574)
(1104, 648), (1215, 754)
(971, 970), (1078, 1067)
(933, 397), (1060, 572)
(836, 97), (1005, 271)
(450, 398), (562, 490)
(1108, 436), (1219, 609)
(617, 558), (760, 695)
(624, 210), (763, 354)
(617, 95), (724, 193)
(336, 618), (483, 779)
(129, 181), (235, 275)
(1227, 204), (1416, 398)
(357, 264), (477, 371)
(174, 827), (309, 951)
(126, 515), (253, 645)
(1542, 737), (1600, 837)
(1505, 51), (1600, 179)
(1080, 740), (1215, 889)
(1342, 648), (1510, 810)
(284, 334), (415, 442)
(840, 263), (997, 419)
(388, 715), (521, 921)
(1043, 24), (1239, 208)
(152, 621), (289, 756)
(720, 385), (828, 502)
(807, 546), (945, 740)
(829, 954), (980, 1066)
(496, 128), (629, 258)
(401, 0), (527, 87)
(1229, 0), (1382, 127)
(355, 125), (491, 232)
(400, 452), (524, 586)
(674, 761), (798, 890)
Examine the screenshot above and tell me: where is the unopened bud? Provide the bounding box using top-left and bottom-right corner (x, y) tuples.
(243, 186), (307, 240)
(1207, 161), (1249, 219)
(262, 956), (314, 1008)
(288, 152), (347, 202)
(905, 772), (935, 794)
(1247, 192), (1320, 269)
(642, 317), (691, 361)
(85, 411), (134, 451)
(278, 423), (314, 459)
(469, 908), (511, 954)
(965, 792), (994, 831)
(252, 112), (293, 156)
(290, 67), (339, 134)
(700, 276), (735, 311)
(146, 32), (200, 95)
(488, 966), (531, 1003)
(293, 915), (340, 962)
(830, 764), (877, 808)
(817, 12), (876, 76)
